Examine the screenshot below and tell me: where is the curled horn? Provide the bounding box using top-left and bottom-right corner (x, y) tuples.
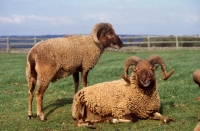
(124, 56), (141, 77)
(146, 55), (175, 80)
(91, 23), (113, 44)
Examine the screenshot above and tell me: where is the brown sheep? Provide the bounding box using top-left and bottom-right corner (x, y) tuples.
(26, 22), (123, 121)
(72, 55), (175, 128)
(193, 70), (200, 131)
(193, 70), (200, 87)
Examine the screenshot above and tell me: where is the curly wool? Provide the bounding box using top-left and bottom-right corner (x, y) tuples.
(72, 73), (160, 120)
(29, 36), (104, 81)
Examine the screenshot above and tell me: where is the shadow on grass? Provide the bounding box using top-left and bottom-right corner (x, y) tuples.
(160, 101), (176, 114)
(44, 97), (73, 118)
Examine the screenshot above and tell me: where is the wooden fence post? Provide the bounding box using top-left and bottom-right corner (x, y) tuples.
(147, 36), (150, 50)
(34, 37), (37, 45)
(6, 37), (10, 53)
(176, 36), (179, 48)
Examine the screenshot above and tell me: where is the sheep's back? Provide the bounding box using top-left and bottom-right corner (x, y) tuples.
(73, 79), (130, 117)
(29, 36), (103, 71)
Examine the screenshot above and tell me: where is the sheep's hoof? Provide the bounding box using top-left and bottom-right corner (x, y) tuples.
(76, 121), (95, 128)
(163, 117), (175, 123)
(40, 117), (47, 121)
(28, 115), (33, 119)
(109, 119), (119, 124)
(38, 115), (46, 121)
(87, 123), (96, 129)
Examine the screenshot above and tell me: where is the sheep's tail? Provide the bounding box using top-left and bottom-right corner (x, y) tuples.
(26, 52), (37, 86)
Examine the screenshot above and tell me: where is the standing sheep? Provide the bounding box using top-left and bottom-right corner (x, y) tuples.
(26, 22), (123, 121)
(72, 55), (175, 128)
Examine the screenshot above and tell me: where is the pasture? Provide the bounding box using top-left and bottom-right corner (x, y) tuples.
(0, 49), (200, 130)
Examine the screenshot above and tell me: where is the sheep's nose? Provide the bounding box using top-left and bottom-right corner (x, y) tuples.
(142, 79), (147, 83)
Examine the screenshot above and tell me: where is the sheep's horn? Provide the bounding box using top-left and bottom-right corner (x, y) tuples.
(146, 55), (175, 80)
(124, 56), (141, 77)
(91, 23), (113, 44)
(119, 74), (131, 84)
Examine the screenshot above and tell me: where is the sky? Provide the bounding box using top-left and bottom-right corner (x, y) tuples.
(0, 0), (200, 36)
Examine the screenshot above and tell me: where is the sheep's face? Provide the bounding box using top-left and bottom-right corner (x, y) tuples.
(133, 61), (156, 88)
(98, 29), (123, 49)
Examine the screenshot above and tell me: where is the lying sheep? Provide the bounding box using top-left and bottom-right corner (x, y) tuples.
(26, 22), (123, 121)
(72, 55), (175, 128)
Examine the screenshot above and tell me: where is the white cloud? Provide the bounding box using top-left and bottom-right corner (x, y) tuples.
(184, 14), (199, 23)
(27, 15), (74, 25)
(0, 14), (74, 25)
(0, 14), (24, 24)
(83, 14), (110, 22)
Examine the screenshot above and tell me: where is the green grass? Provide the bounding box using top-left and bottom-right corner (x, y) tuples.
(0, 49), (200, 131)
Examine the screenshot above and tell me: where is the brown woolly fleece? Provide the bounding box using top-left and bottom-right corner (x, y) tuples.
(72, 72), (160, 122)
(28, 36), (103, 82)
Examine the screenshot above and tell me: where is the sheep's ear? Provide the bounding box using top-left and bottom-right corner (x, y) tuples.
(97, 29), (106, 39)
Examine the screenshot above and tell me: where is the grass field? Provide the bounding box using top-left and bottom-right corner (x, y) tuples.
(0, 49), (200, 131)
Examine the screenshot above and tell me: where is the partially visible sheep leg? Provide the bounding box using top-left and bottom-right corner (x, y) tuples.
(81, 70), (89, 88)
(110, 119), (132, 124)
(151, 112), (174, 123)
(27, 62), (37, 119)
(73, 72), (79, 93)
(28, 76), (36, 119)
(110, 113), (138, 124)
(36, 82), (49, 121)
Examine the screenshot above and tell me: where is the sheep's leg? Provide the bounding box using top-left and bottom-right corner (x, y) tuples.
(110, 114), (138, 124)
(26, 62), (37, 119)
(36, 82), (49, 121)
(28, 76), (36, 119)
(110, 119), (132, 124)
(76, 121), (96, 129)
(151, 112), (174, 123)
(73, 72), (79, 94)
(81, 70), (89, 88)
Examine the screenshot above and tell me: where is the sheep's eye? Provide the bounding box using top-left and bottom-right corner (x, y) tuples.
(107, 33), (113, 39)
(109, 32), (113, 35)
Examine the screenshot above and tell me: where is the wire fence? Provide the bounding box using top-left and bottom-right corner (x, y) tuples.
(0, 35), (200, 53)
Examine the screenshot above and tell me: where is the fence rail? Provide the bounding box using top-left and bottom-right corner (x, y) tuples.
(0, 36), (200, 52)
